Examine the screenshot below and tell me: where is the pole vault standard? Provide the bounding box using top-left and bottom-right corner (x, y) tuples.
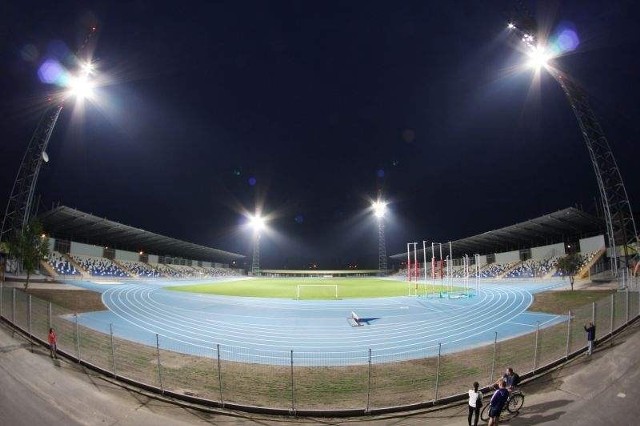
(406, 242), (419, 283)
(475, 253), (480, 294)
(422, 240), (428, 283)
(406, 242), (411, 282)
(413, 242), (418, 283)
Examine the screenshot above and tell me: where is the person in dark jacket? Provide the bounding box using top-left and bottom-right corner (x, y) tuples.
(488, 380), (509, 426)
(584, 322), (596, 355)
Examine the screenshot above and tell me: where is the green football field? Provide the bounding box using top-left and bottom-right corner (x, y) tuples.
(168, 278), (462, 299)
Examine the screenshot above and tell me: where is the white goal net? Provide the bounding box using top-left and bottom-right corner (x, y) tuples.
(296, 284), (338, 300)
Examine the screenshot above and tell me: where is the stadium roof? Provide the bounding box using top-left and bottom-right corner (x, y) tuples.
(390, 207), (604, 260)
(39, 206), (244, 263)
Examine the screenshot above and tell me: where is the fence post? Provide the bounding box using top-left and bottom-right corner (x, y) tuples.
(626, 288), (629, 324)
(565, 310), (572, 359)
(216, 344), (224, 405)
(12, 288), (16, 324)
(366, 348), (372, 413)
(490, 332), (498, 383)
(533, 321), (540, 373)
(74, 313), (80, 361)
(0, 280), (3, 318)
(434, 343), (442, 401)
(592, 301), (596, 325)
(48, 302), (52, 330)
(110, 324), (117, 377)
(156, 334), (164, 393)
(28, 295), (32, 337)
(290, 349), (295, 414)
(610, 294), (615, 346)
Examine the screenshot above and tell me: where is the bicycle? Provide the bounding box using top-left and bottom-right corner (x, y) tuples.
(480, 388), (525, 422)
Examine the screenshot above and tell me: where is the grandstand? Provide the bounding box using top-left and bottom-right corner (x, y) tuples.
(46, 251), (80, 276)
(391, 207), (608, 281)
(35, 205), (244, 280)
(30, 205), (612, 284)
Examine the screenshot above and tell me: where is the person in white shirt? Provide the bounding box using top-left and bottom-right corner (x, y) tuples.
(468, 381), (483, 426)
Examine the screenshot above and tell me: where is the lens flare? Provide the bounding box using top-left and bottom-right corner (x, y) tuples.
(67, 74), (95, 100)
(38, 59), (66, 84)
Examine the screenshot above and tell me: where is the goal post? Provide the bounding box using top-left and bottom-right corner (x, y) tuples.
(296, 284), (339, 300)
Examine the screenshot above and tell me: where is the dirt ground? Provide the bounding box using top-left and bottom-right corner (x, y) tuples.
(25, 289), (106, 313)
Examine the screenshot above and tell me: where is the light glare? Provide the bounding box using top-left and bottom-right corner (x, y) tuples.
(372, 200), (387, 218)
(249, 214), (265, 232)
(67, 75), (94, 99)
(526, 46), (550, 69)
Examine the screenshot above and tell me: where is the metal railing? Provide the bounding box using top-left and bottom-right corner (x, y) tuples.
(0, 281), (638, 415)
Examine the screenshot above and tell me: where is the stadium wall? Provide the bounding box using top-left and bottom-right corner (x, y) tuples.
(47, 237), (55, 253)
(148, 254), (159, 263)
(580, 235), (605, 254)
(495, 250), (519, 264)
(115, 249), (138, 262)
(476, 255), (488, 266)
(531, 243), (565, 259)
(70, 241), (102, 257)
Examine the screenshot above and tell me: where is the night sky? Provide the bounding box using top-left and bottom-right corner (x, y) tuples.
(1, 1), (639, 269)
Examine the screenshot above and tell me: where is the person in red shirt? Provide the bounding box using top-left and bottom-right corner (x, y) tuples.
(48, 328), (57, 359)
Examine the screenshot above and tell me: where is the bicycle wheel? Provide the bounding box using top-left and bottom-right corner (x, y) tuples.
(507, 393), (524, 413)
(480, 404), (491, 422)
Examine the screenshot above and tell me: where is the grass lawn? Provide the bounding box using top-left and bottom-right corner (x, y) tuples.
(528, 289), (617, 314)
(168, 278), (463, 299)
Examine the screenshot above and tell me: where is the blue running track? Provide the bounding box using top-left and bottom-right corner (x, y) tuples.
(64, 278), (566, 366)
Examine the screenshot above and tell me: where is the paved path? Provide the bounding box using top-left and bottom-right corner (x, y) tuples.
(1, 318), (640, 425)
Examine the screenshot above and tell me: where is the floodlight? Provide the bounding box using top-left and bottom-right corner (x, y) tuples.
(507, 22), (515, 30)
(372, 200), (387, 219)
(81, 61), (95, 74)
(248, 214), (265, 232)
(526, 45), (550, 69)
(67, 74), (94, 100)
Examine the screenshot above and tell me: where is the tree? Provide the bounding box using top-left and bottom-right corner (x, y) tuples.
(7, 219), (49, 289)
(556, 253), (583, 291)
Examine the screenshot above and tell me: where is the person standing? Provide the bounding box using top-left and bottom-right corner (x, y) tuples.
(467, 381), (483, 426)
(48, 328), (57, 359)
(488, 380), (509, 426)
(584, 322), (596, 355)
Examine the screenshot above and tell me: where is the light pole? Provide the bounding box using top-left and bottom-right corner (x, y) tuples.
(505, 17), (639, 277)
(1, 27), (98, 243)
(372, 200), (388, 273)
(248, 214), (265, 276)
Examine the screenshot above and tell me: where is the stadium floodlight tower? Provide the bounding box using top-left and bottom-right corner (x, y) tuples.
(0, 27), (98, 244)
(505, 15), (639, 278)
(372, 199), (388, 274)
(248, 213), (266, 276)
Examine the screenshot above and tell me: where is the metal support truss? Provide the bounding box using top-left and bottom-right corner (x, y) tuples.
(251, 233), (261, 276)
(551, 71), (638, 276)
(506, 17), (639, 277)
(1, 104), (63, 243)
(378, 219), (387, 273)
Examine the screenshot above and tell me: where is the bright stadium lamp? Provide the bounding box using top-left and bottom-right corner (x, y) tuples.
(248, 214), (266, 233)
(67, 74), (95, 100)
(526, 45), (550, 70)
(372, 200), (387, 219)
(371, 199), (388, 273)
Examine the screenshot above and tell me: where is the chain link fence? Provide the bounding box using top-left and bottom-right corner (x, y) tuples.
(1, 282), (638, 414)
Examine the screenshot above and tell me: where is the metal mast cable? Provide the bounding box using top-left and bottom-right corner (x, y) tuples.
(506, 15), (638, 277)
(0, 26), (97, 243)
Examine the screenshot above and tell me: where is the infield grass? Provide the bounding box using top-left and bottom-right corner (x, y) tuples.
(167, 278), (464, 299)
